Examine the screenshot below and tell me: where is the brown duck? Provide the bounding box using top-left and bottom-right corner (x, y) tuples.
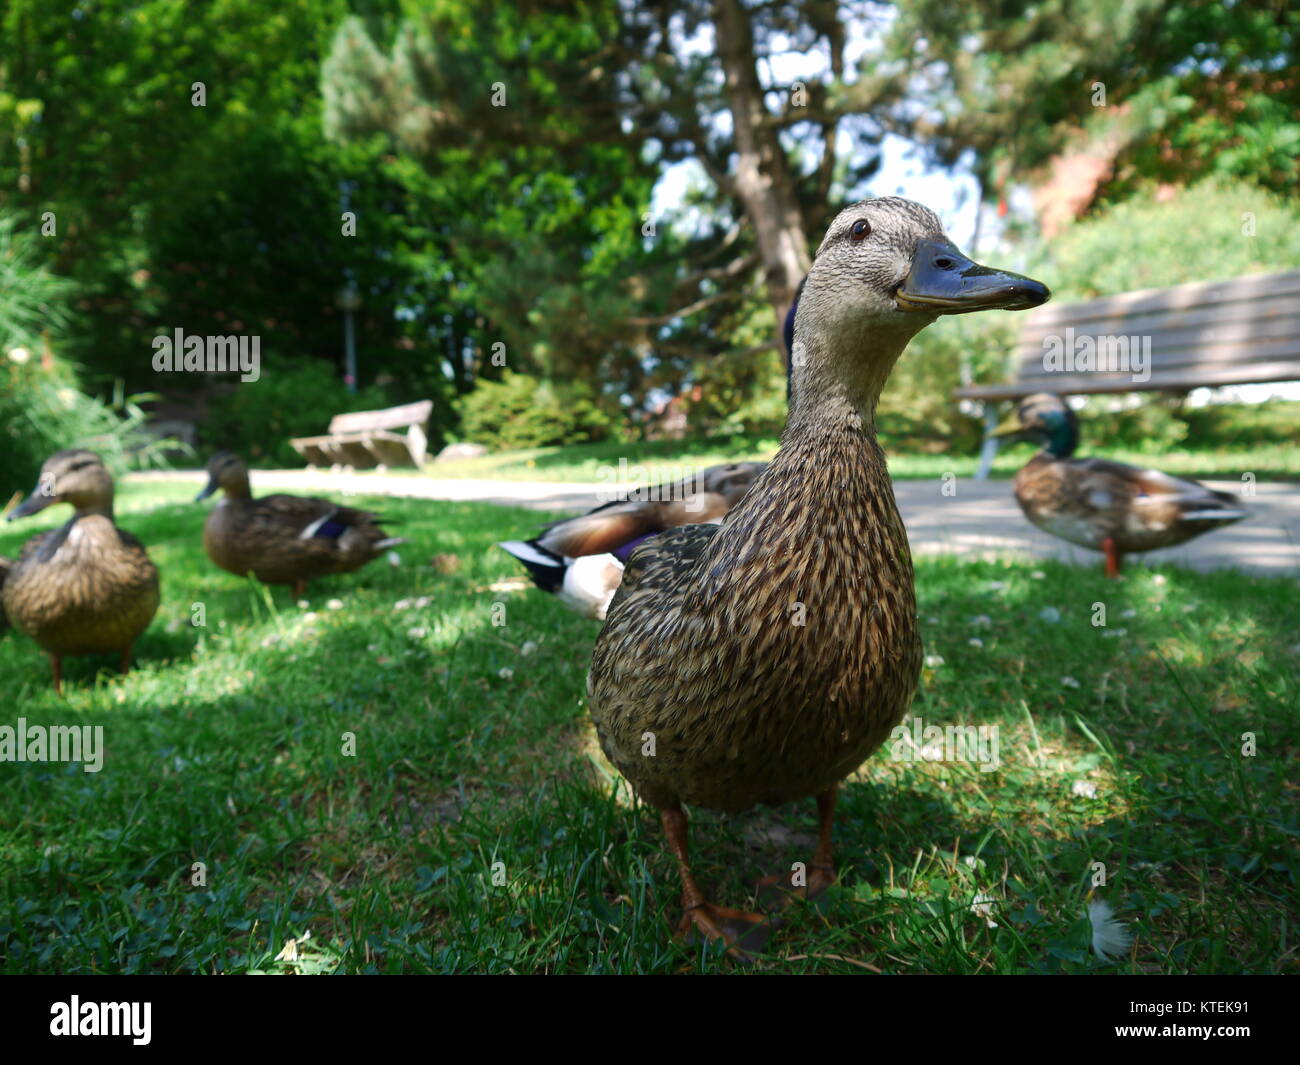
(498, 461), (767, 620)
(994, 393), (1249, 576)
(587, 198), (1050, 957)
(3, 449), (160, 693)
(196, 452), (403, 598)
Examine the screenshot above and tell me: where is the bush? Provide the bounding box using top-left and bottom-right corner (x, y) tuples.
(0, 213), (174, 487)
(201, 356), (391, 467)
(455, 370), (617, 450)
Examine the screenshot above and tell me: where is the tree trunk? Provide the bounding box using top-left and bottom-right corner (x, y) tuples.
(713, 0), (811, 352)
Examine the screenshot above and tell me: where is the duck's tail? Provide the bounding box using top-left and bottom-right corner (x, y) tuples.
(498, 539), (567, 593)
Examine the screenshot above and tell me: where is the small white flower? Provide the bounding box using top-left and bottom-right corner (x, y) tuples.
(1061, 676), (1081, 688)
(302, 611), (318, 623)
(970, 615), (992, 628)
(387, 551), (401, 567)
(407, 626), (427, 639)
(415, 596), (431, 608)
(1031, 570), (1046, 580)
(8, 346), (31, 364)
(520, 641), (538, 656)
(1181, 604), (1196, 613)
(971, 892), (999, 928)
(1071, 779), (1098, 799)
(924, 654), (945, 668)
(498, 667), (514, 680)
(326, 598), (343, 610)
(1037, 606), (1061, 623)
(1087, 898), (1133, 962)
(1121, 609), (1137, 619)
(296, 599), (309, 609)
(394, 599), (411, 611)
(260, 634), (280, 648)
(1101, 627), (1129, 638)
(988, 581), (1007, 592)
(1152, 574), (1167, 586)
(968, 637), (984, 648)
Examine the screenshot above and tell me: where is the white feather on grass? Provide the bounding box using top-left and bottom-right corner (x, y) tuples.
(1087, 898), (1133, 962)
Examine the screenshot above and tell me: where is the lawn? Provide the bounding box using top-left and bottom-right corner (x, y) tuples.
(419, 435), (1299, 484)
(0, 480), (1295, 974)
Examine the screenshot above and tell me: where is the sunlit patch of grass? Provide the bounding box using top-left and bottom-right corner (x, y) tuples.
(0, 483), (1294, 973)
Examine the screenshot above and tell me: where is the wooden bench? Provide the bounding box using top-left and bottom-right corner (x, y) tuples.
(289, 400), (433, 470)
(956, 268), (1300, 478)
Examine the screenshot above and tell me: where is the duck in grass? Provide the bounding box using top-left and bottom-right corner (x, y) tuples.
(994, 393), (1249, 577)
(3, 450), (160, 694)
(586, 198), (1049, 958)
(196, 452), (404, 599)
(498, 462), (767, 620)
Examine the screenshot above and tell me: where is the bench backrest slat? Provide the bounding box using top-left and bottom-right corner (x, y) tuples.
(1002, 268), (1300, 392)
(326, 399), (433, 434)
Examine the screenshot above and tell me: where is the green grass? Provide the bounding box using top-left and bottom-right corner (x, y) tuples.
(419, 435), (1297, 483)
(1, 481), (1295, 973)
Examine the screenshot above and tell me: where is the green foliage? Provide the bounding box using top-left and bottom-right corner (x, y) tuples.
(201, 357), (390, 467)
(0, 212), (171, 486)
(455, 370), (618, 450)
(1037, 181), (1300, 301)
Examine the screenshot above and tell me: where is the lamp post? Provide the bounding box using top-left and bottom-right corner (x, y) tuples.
(336, 282), (362, 394)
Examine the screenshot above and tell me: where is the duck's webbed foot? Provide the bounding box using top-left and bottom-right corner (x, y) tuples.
(660, 804), (773, 961)
(756, 787), (839, 909)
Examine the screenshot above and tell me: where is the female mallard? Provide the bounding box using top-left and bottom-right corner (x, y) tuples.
(196, 452), (403, 599)
(498, 462), (767, 620)
(3, 450), (160, 693)
(587, 198), (1049, 956)
(994, 393), (1248, 577)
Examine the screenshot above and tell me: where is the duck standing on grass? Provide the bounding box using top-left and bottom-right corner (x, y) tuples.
(498, 462), (767, 620)
(994, 393), (1249, 577)
(586, 198), (1050, 958)
(196, 452), (404, 599)
(3, 450), (160, 694)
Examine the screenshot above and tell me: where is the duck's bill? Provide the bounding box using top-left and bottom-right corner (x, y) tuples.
(991, 413), (1028, 439)
(898, 239), (1050, 314)
(195, 478), (218, 502)
(7, 489), (55, 520)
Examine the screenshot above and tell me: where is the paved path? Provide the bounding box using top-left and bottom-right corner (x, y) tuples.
(131, 469), (1299, 577)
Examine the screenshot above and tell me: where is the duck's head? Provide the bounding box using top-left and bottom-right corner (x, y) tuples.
(196, 451), (251, 501)
(7, 449), (114, 520)
(994, 392), (1079, 457)
(793, 198), (1050, 405)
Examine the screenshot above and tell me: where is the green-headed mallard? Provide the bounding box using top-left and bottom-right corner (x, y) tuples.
(3, 449), (160, 693)
(498, 461), (767, 620)
(196, 452), (404, 598)
(994, 393), (1249, 577)
(587, 198), (1050, 957)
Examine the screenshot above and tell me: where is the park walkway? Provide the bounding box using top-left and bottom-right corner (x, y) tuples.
(130, 468), (1299, 577)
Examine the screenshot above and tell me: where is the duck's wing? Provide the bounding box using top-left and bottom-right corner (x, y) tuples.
(603, 522), (719, 622)
(1072, 458), (1248, 522)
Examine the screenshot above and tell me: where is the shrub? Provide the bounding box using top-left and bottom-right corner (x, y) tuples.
(455, 370), (617, 450)
(200, 356), (391, 467)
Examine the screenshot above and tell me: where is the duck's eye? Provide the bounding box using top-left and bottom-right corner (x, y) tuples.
(850, 219), (871, 241)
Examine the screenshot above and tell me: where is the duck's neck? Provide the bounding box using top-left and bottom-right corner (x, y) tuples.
(73, 499), (115, 520)
(224, 477), (253, 501)
(1041, 419), (1078, 459)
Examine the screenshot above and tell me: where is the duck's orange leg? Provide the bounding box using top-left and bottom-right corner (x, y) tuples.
(757, 786), (839, 903)
(660, 804), (771, 959)
(1102, 536), (1122, 579)
(119, 643), (133, 676)
(292, 579), (307, 600)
